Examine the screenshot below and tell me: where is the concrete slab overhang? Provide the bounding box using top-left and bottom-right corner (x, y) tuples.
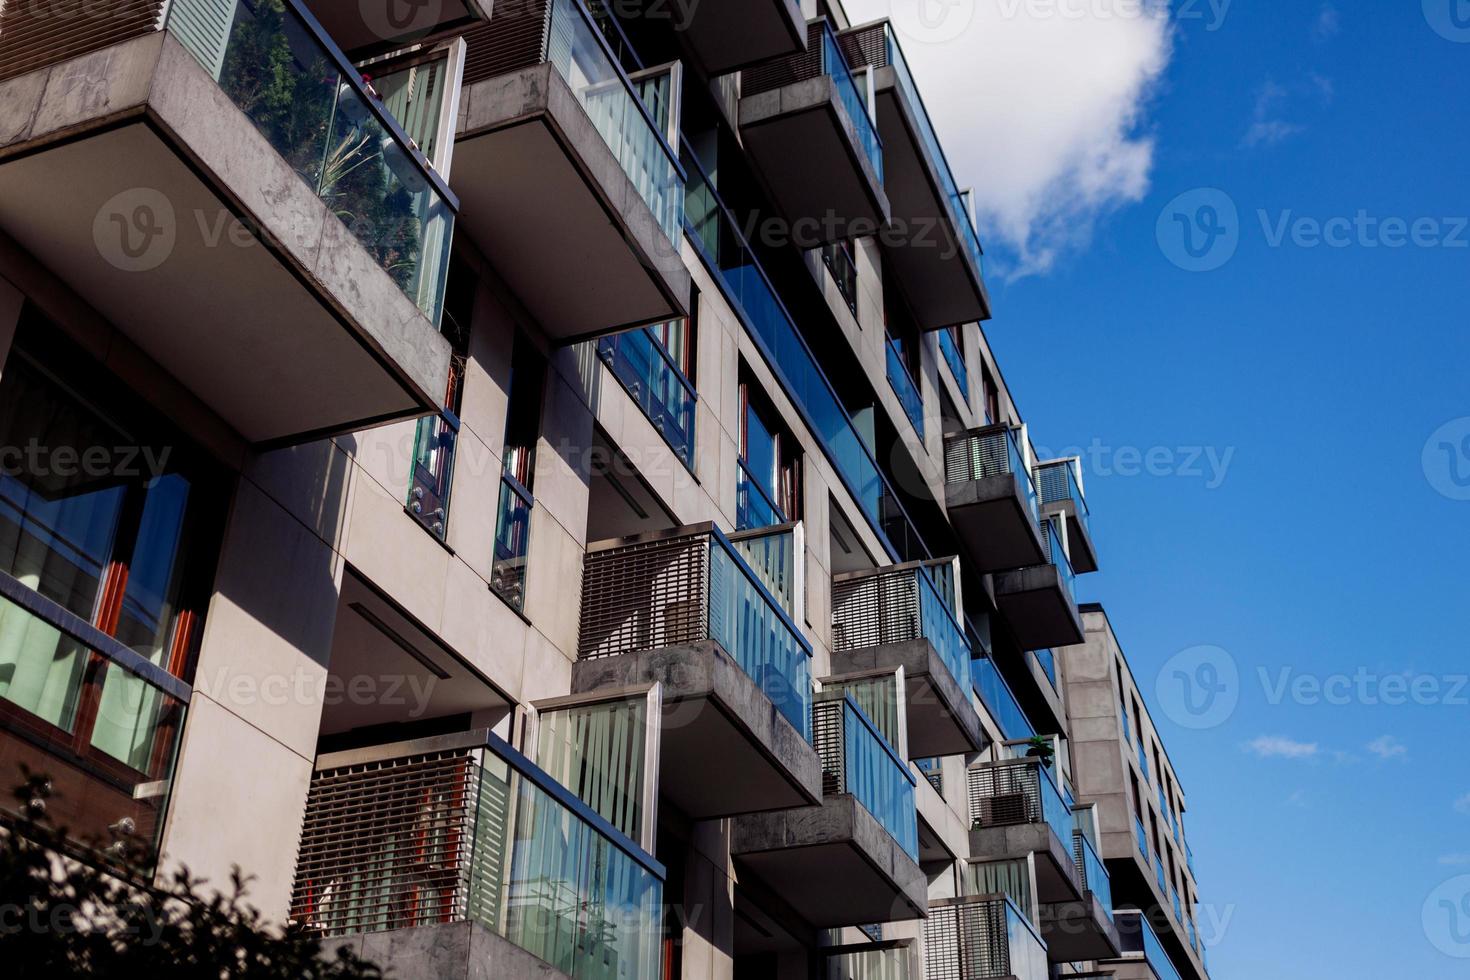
(0, 33), (452, 445)
(732, 794), (928, 927)
(659, 0), (807, 75)
(453, 62), (690, 344)
(967, 821), (1084, 905)
(864, 65), (990, 329)
(331, 920), (570, 980)
(570, 640), (823, 820)
(1044, 499), (1098, 574)
(738, 76), (890, 247)
(829, 637), (985, 758)
(993, 565), (1085, 650)
(1040, 891), (1122, 963)
(946, 474), (1048, 573)
(301, 0), (488, 58)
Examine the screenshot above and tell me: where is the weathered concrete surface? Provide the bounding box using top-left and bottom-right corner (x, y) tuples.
(1041, 890), (1123, 961)
(732, 795), (928, 926)
(331, 921), (569, 980)
(993, 563), (1085, 649)
(572, 640), (823, 818)
(829, 636), (985, 757)
(968, 820), (1081, 904)
(945, 473), (1047, 573)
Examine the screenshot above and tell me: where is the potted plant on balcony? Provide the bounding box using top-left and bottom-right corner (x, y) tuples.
(1025, 735), (1055, 770)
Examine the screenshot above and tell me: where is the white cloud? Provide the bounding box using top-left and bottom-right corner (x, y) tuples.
(1312, 2), (1340, 42)
(1455, 793), (1470, 815)
(1242, 80), (1302, 148)
(1243, 735), (1319, 759)
(842, 0), (1174, 278)
(1366, 735), (1407, 761)
(1440, 854), (1470, 867)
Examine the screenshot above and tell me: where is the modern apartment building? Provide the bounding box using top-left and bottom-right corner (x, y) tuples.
(0, 1), (1208, 979)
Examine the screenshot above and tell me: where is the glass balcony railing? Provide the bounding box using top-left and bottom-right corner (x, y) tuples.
(491, 475), (533, 611)
(972, 654), (1035, 742)
(821, 941), (917, 980)
(1031, 648), (1057, 690)
(830, 560), (972, 693)
(837, 22), (985, 276)
(682, 141), (930, 562)
(1138, 740), (1151, 783)
(1155, 853), (1168, 892)
(289, 731), (664, 980)
(1073, 830), (1114, 920)
(1134, 812), (1149, 857)
(1171, 884), (1183, 923)
(597, 326), (696, 469)
(814, 692), (919, 861)
(967, 759), (1072, 851)
(167, 0), (456, 324)
(939, 327), (969, 398)
(926, 896), (1048, 980)
(1040, 518), (1077, 605)
(944, 426), (1040, 529)
(1116, 910), (1186, 980)
(580, 525), (813, 740)
(1186, 915), (1198, 952)
(885, 337), (924, 437)
(1035, 459), (1090, 537)
(745, 19), (883, 183)
(1187, 841), (1196, 875)
(0, 585), (187, 863)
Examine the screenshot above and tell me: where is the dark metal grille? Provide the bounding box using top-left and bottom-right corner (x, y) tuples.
(837, 22), (889, 73)
(459, 0), (551, 87)
(924, 898), (1011, 980)
(967, 761), (1041, 828)
(944, 426), (1012, 485)
(290, 749), (481, 935)
(741, 18), (826, 96)
(578, 532), (711, 660)
(812, 694), (848, 797)
(0, 0), (163, 82)
(831, 567), (922, 652)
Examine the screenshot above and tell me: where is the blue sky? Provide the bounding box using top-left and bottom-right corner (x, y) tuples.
(856, 0), (1470, 976)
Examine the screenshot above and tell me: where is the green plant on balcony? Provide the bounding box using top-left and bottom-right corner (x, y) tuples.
(1025, 735), (1055, 769)
(0, 773), (384, 977)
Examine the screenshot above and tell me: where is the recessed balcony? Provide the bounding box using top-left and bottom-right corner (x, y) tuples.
(966, 759), (1083, 906)
(838, 21), (990, 329)
(821, 940), (918, 980)
(1110, 910), (1192, 980)
(830, 560), (984, 757)
(925, 895), (1050, 980)
(994, 517), (1084, 649)
(452, 0), (690, 342)
(573, 524), (822, 820)
(288, 730), (664, 980)
(0, 2), (458, 444)
(944, 426), (1047, 573)
(1035, 458), (1098, 573)
(732, 692), (926, 927)
(739, 18), (889, 247)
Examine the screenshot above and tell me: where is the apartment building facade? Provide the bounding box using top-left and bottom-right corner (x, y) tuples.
(0, 1), (1208, 979)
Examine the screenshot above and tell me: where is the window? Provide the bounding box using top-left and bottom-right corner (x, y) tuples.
(982, 365), (1000, 426)
(821, 240), (858, 316)
(737, 378), (800, 530)
(408, 253), (475, 539)
(0, 314), (223, 770)
(491, 333), (546, 611)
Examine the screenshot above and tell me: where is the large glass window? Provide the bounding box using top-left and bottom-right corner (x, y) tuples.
(738, 377), (800, 530)
(492, 333), (546, 611)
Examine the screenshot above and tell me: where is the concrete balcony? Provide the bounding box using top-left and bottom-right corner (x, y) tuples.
(574, 525), (822, 820)
(830, 560), (984, 757)
(289, 731), (664, 980)
(452, 0), (690, 342)
(838, 21), (990, 329)
(300, 0), (487, 57)
(0, 5), (458, 444)
(944, 426), (1047, 573)
(820, 940), (918, 980)
(966, 759), (1083, 907)
(732, 693), (926, 927)
(1040, 826), (1121, 962)
(1035, 458), (1098, 574)
(994, 518), (1084, 650)
(924, 896), (1049, 980)
(656, 0), (807, 74)
(739, 19), (889, 247)
(1108, 910), (1192, 980)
